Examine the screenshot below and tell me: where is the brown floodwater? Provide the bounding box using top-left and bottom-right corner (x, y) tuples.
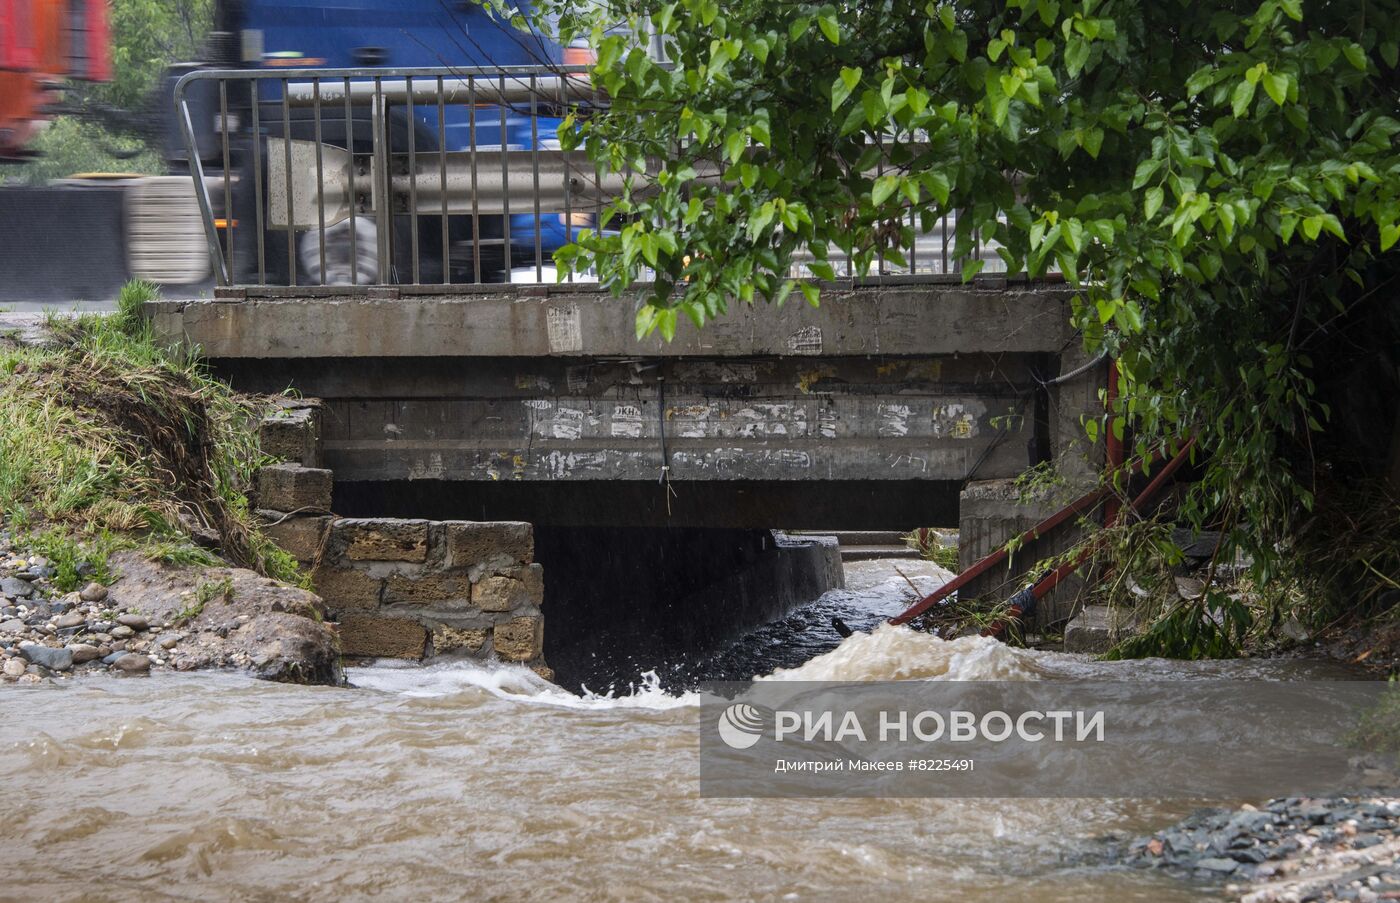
(0, 562), (1364, 902)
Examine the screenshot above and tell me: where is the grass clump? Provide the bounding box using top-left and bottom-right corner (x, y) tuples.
(903, 527), (959, 572)
(0, 280), (305, 587)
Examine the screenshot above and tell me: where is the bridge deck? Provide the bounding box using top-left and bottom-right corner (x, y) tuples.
(148, 280), (1091, 526)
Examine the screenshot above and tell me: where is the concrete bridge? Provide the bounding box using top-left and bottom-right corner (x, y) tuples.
(149, 277), (1098, 531)
(146, 276), (1104, 684)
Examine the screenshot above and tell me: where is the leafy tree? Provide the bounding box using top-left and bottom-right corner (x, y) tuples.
(540, 0), (1400, 652)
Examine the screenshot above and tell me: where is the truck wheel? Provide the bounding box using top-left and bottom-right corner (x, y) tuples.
(298, 218), (379, 285)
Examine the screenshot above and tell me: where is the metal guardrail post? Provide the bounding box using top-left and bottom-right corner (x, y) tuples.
(372, 80), (391, 284)
(174, 84), (229, 285)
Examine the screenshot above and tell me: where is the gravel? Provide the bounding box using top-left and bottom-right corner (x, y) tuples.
(1126, 796), (1400, 902)
(0, 528), (179, 684)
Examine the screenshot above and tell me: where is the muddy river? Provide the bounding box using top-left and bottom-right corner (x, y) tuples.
(0, 560), (1363, 901)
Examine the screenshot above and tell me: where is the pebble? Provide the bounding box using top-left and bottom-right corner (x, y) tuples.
(109, 625), (135, 639)
(67, 643), (101, 663)
(115, 614), (148, 631)
(1130, 796), (1400, 901)
(112, 654), (150, 673)
(54, 612), (85, 629)
(19, 644), (72, 671)
(0, 576), (34, 597)
(0, 618), (25, 634)
(2, 658), (25, 678)
(78, 582), (108, 602)
(101, 651), (128, 665)
(159, 634), (180, 650)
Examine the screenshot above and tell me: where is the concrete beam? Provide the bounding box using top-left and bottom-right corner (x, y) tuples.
(215, 353), (1041, 484)
(149, 280), (1073, 359)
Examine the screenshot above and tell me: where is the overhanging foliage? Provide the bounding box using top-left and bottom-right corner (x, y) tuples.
(537, 0), (1400, 652)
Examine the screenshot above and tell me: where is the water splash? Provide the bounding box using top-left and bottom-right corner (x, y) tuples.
(758, 624), (1042, 682)
(348, 659), (699, 710)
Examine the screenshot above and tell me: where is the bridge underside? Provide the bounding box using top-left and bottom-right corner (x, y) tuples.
(332, 478), (964, 530)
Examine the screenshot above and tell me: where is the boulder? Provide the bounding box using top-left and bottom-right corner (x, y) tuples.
(20, 644), (72, 671)
(103, 552), (342, 685)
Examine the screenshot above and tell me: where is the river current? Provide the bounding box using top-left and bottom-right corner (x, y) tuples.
(0, 560), (1361, 901)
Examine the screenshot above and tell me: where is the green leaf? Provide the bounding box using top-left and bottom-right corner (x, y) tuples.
(960, 258), (985, 282)
(1231, 79), (1256, 117)
(1343, 42), (1368, 71)
(831, 67), (861, 111)
(657, 307), (678, 342)
(635, 305), (658, 339)
(1132, 158), (1162, 190)
(1144, 186), (1164, 220)
(1081, 127), (1104, 159)
(724, 130), (746, 163)
(1064, 35), (1090, 76)
(922, 171), (951, 206)
(746, 201), (776, 241)
(817, 14), (840, 44)
(798, 281), (821, 306)
(1262, 72), (1288, 106)
(1381, 223), (1400, 252)
(871, 174), (900, 206)
(809, 260), (837, 281)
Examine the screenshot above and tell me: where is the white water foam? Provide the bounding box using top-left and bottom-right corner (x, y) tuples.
(348, 659), (699, 710)
(757, 624), (1043, 682)
(350, 621), (1043, 710)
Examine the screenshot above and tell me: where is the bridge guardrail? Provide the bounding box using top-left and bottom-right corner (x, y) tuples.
(175, 65), (1002, 289)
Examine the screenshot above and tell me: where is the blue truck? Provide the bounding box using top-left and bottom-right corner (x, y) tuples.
(172, 0), (584, 284)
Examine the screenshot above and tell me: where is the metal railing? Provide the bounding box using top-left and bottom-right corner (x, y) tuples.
(174, 65), (1002, 289)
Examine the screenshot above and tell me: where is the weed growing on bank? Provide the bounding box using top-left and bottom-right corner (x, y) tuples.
(0, 281), (305, 587)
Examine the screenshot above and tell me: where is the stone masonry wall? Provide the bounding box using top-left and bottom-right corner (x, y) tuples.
(310, 518), (547, 674)
(252, 399), (550, 678)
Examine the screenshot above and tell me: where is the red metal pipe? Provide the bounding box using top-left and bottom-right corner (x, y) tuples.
(888, 445), (1172, 627)
(886, 482), (1113, 626)
(981, 435), (1198, 638)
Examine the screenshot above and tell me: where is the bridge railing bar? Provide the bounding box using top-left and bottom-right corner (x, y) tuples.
(174, 65), (1007, 290)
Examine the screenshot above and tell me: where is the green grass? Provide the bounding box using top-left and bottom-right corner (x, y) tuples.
(903, 527), (959, 571)
(0, 280), (306, 588)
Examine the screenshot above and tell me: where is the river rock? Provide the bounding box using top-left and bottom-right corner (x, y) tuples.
(115, 614), (148, 631)
(79, 582), (108, 602)
(113, 652), (150, 672)
(1, 577), (34, 597)
(102, 651), (128, 665)
(112, 654), (150, 673)
(159, 634), (180, 650)
(54, 611), (85, 629)
(67, 643), (101, 663)
(2, 657), (25, 678)
(109, 625), (134, 639)
(0, 618), (24, 634)
(102, 552), (341, 685)
(20, 645), (72, 671)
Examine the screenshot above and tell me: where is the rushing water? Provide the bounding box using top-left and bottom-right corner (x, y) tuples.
(0, 560), (1363, 901)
